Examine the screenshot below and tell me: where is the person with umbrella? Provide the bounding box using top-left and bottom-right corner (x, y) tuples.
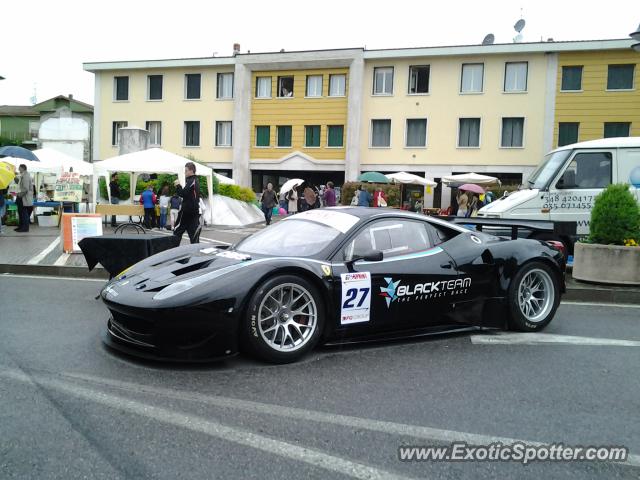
(14, 164), (33, 232)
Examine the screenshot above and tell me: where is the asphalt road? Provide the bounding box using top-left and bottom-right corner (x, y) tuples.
(1, 275), (639, 479)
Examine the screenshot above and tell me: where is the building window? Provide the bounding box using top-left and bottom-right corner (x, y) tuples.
(458, 118), (480, 147)
(185, 74), (201, 99)
(114, 76), (129, 101)
(306, 75), (323, 97)
(406, 119), (427, 147)
(604, 122), (631, 138)
(256, 77), (272, 98)
(460, 63), (484, 93)
(278, 76), (294, 97)
(371, 119), (391, 147)
(184, 121), (200, 146)
(329, 74), (346, 96)
(373, 67), (393, 95)
(111, 121), (128, 145)
(305, 125), (321, 147)
(327, 125), (344, 147)
(504, 62), (528, 92)
(501, 117), (524, 147)
(408, 66), (430, 94)
(256, 126), (270, 147)
(145, 121), (161, 146)
(558, 122), (579, 146)
(215, 121), (232, 146)
(147, 75), (163, 100)
(607, 65), (635, 90)
(561, 66), (583, 91)
(217, 73), (234, 99)
(277, 126), (292, 147)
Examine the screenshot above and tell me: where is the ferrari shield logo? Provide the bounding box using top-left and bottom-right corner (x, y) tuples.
(321, 264), (332, 276)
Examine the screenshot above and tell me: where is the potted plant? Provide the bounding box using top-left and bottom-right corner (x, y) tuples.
(572, 184), (640, 285)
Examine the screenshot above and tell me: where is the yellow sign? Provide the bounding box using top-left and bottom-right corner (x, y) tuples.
(54, 172), (83, 202)
(426, 186), (432, 194)
(321, 264), (332, 276)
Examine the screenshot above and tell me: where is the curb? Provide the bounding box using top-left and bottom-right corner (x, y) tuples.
(0, 263), (109, 280)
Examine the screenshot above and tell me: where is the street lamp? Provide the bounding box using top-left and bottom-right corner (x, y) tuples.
(630, 23), (640, 51)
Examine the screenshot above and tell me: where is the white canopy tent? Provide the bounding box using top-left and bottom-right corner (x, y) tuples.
(33, 148), (94, 176)
(386, 171), (437, 186)
(92, 148), (223, 223)
(3, 156), (57, 174)
(441, 173), (500, 186)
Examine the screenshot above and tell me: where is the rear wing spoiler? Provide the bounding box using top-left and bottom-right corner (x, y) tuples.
(438, 217), (577, 240)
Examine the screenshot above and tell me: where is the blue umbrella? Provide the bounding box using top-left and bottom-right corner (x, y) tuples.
(0, 145), (39, 161)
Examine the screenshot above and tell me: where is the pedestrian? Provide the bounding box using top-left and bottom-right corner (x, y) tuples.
(301, 186), (319, 211)
(140, 184), (156, 229)
(169, 192), (181, 230)
(373, 187), (387, 207)
(323, 181), (337, 207)
(173, 162), (201, 243)
(0, 188), (6, 234)
(15, 164), (33, 232)
(286, 188), (298, 214)
(350, 187), (360, 206)
(357, 186), (372, 207)
(260, 182), (277, 226)
(456, 190), (469, 218)
(158, 185), (170, 230)
(109, 173), (120, 227)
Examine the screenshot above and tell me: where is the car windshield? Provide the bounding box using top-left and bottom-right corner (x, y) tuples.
(235, 219), (342, 257)
(526, 150), (571, 189)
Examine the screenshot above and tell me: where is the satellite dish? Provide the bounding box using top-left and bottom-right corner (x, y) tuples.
(482, 34), (495, 45)
(514, 19), (526, 33)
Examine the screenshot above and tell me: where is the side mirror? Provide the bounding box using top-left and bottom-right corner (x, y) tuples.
(344, 250), (383, 272)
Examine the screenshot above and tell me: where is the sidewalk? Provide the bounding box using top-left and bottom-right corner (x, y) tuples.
(2, 224), (639, 304)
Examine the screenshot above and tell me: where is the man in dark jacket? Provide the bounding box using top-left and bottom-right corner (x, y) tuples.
(260, 182), (277, 226)
(173, 162), (201, 243)
(109, 173), (120, 227)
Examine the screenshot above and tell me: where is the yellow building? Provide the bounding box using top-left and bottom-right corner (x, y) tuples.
(84, 39), (637, 207)
(554, 48), (640, 147)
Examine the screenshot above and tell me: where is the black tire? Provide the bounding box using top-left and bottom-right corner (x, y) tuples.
(507, 261), (560, 332)
(241, 274), (325, 363)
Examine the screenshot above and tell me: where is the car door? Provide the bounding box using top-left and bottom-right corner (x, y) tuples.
(331, 218), (461, 338)
(548, 150), (614, 236)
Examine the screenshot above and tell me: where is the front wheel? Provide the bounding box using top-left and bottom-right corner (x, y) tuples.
(242, 275), (325, 363)
(507, 262), (560, 331)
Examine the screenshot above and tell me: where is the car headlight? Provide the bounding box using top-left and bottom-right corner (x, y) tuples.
(152, 262), (250, 301)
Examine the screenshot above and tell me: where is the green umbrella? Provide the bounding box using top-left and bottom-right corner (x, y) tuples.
(357, 171), (390, 183)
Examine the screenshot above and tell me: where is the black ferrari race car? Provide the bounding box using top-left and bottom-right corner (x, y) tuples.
(100, 207), (566, 363)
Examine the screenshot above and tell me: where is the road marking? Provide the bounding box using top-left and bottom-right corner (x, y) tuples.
(53, 253), (70, 266)
(0, 368), (415, 480)
(561, 301), (640, 309)
(27, 237), (60, 265)
(471, 332), (640, 347)
(55, 370), (640, 468)
(0, 273), (106, 283)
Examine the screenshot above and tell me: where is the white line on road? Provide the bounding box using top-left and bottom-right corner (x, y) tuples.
(27, 237), (61, 265)
(0, 273), (106, 283)
(0, 368), (416, 480)
(53, 253), (70, 266)
(57, 370), (640, 468)
(561, 301), (640, 309)
(471, 332), (640, 347)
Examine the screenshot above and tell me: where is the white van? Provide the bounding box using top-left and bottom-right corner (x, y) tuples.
(478, 137), (640, 243)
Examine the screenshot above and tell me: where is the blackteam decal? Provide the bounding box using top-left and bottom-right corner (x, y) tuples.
(379, 277), (472, 307)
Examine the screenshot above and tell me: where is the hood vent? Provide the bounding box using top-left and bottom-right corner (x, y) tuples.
(172, 259), (214, 277)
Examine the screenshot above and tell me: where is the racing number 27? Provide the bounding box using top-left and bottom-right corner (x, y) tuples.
(343, 288), (370, 309)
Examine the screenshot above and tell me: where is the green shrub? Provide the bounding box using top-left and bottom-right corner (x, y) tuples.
(340, 182), (401, 207)
(588, 183), (640, 245)
(99, 172), (217, 200)
(218, 183), (256, 203)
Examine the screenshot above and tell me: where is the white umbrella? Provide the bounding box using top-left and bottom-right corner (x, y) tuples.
(279, 178), (304, 196)
(386, 171), (437, 186)
(441, 173), (500, 186)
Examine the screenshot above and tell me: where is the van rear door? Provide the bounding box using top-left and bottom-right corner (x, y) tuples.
(547, 149), (615, 236)
(617, 148), (640, 204)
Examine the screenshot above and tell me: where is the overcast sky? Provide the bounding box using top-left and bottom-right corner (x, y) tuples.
(1, 0), (638, 106)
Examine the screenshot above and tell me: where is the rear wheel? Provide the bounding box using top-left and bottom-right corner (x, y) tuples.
(242, 275), (325, 363)
(508, 262), (560, 331)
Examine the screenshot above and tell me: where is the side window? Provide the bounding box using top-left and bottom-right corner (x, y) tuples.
(343, 220), (432, 260)
(556, 152), (613, 190)
(425, 223), (459, 245)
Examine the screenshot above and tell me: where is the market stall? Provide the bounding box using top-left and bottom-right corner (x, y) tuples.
(386, 171), (437, 212)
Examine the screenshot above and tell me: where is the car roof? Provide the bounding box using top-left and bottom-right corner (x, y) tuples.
(318, 207), (469, 233)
